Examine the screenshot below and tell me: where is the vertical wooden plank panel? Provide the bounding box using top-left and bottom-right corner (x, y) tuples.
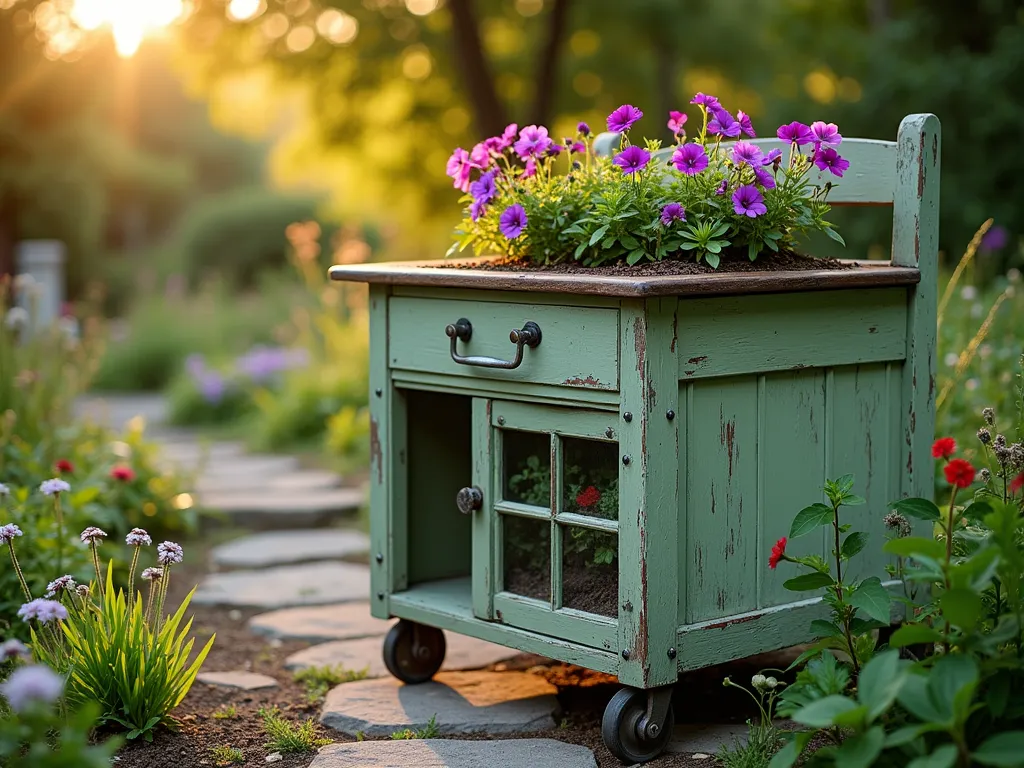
(758, 370), (827, 608)
(618, 297), (679, 688)
(684, 377), (759, 623)
(892, 114), (940, 501)
(368, 285), (397, 619)
(830, 365), (892, 583)
(472, 398), (494, 619)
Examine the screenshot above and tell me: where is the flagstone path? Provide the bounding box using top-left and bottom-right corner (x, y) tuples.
(77, 393), (757, 766)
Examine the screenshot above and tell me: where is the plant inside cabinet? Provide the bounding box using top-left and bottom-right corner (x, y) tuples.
(329, 114), (939, 764)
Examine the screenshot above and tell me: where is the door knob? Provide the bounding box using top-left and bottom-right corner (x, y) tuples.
(456, 486), (483, 515)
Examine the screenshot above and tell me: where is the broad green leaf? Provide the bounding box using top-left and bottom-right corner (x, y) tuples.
(832, 703), (870, 728)
(705, 251), (720, 268)
(856, 650), (906, 719)
(884, 536), (946, 559)
(824, 227), (847, 246)
(890, 624), (943, 647)
(834, 726), (885, 768)
(973, 731), (1024, 766)
(810, 619), (844, 639)
(589, 225), (609, 245)
(844, 494), (867, 507)
(835, 474), (856, 493)
(790, 503), (835, 538)
(626, 249), (645, 265)
(841, 532), (869, 559)
(885, 724), (926, 747)
(768, 731), (814, 768)
(986, 673), (1011, 717)
(784, 572), (836, 591)
(619, 234), (640, 249)
(925, 655), (978, 723)
(792, 695), (858, 727)
(849, 577), (891, 624)
(891, 497), (942, 521)
(940, 587), (983, 629)
(907, 745), (958, 768)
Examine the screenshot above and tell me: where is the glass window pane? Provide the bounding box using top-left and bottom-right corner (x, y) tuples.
(561, 526), (617, 618)
(502, 516), (551, 602)
(502, 430), (551, 507)
(561, 437), (618, 520)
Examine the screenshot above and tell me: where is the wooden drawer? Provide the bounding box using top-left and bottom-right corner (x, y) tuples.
(388, 296), (619, 390)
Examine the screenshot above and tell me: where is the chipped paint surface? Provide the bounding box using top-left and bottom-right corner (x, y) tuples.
(369, 416), (383, 484)
(562, 375), (603, 387)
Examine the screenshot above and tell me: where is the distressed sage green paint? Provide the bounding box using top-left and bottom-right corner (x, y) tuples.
(346, 114), (939, 690)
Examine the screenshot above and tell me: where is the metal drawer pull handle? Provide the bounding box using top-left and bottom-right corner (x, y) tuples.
(444, 318), (542, 370)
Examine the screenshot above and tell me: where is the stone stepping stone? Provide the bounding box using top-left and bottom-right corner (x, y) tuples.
(248, 602), (391, 643)
(75, 394), (168, 431)
(198, 469), (342, 495)
(309, 739), (598, 768)
(160, 441), (245, 467)
(285, 631), (520, 676)
(199, 455), (301, 478)
(211, 529), (369, 569)
(196, 671), (278, 690)
(319, 671), (558, 736)
(667, 723), (749, 754)
(194, 562), (370, 608)
(198, 487), (364, 529)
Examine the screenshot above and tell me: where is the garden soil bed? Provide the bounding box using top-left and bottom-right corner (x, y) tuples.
(110, 540), (781, 768)
(506, 564), (618, 618)
(431, 249), (854, 277)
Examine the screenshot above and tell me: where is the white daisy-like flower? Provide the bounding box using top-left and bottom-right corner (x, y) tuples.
(0, 664), (64, 713)
(79, 526), (107, 544)
(125, 528), (152, 547)
(157, 541), (184, 565)
(39, 478), (71, 496)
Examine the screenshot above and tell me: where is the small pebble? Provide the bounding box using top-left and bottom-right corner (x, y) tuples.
(693, 754), (710, 760)
(269, 638), (283, 648)
(228, 609), (242, 621)
(265, 753), (283, 763)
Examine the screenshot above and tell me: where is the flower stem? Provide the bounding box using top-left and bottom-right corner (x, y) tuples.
(127, 547), (140, 599)
(942, 485), (960, 654)
(7, 541), (31, 601)
(54, 495), (64, 574)
(90, 542), (103, 596)
(154, 564), (171, 633)
(145, 580), (157, 627)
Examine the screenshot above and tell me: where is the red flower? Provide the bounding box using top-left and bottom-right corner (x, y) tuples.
(769, 536), (787, 569)
(575, 486), (601, 508)
(931, 437), (957, 459)
(54, 459), (74, 474)
(944, 458), (976, 489)
(1010, 472), (1024, 496)
(109, 465), (135, 483)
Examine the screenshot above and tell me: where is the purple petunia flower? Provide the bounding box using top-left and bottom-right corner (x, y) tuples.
(469, 143), (491, 170)
(547, 143), (563, 157)
(577, 121), (590, 136)
(810, 121), (842, 149)
(17, 599), (68, 624)
(612, 145), (651, 174)
(708, 108), (742, 138)
(606, 104), (643, 133)
(0, 665), (64, 713)
(39, 479), (70, 497)
(513, 125), (553, 159)
(499, 204), (528, 239)
(736, 110), (756, 138)
(0, 638), (30, 662)
(445, 147), (473, 192)
(470, 198), (487, 222)
(522, 157), (537, 178)
(754, 165), (777, 189)
(777, 121), (815, 146)
(762, 148), (783, 167)
(125, 528), (152, 547)
(733, 184), (767, 218)
(45, 575), (77, 598)
(157, 541), (184, 565)
(715, 179), (728, 196)
(690, 93), (720, 109)
(660, 203), (686, 226)
(671, 143), (709, 175)
(484, 123), (518, 153)
(0, 523), (22, 545)
(667, 110), (688, 135)
(813, 147), (850, 177)
(731, 141), (763, 167)
(570, 141), (586, 154)
(141, 567), (163, 581)
(469, 170), (497, 204)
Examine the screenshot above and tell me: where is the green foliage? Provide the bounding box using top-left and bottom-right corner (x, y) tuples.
(449, 105), (844, 267)
(390, 714), (440, 740)
(259, 707), (330, 754)
(0, 697), (120, 768)
(32, 566), (214, 742)
(718, 674), (786, 768)
(174, 187), (329, 288)
(210, 745), (244, 765)
(293, 664), (368, 703)
(212, 704), (238, 720)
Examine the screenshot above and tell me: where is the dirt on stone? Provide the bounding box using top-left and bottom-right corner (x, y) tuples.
(427, 249), (854, 277)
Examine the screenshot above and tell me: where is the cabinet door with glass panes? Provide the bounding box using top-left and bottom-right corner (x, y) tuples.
(470, 400), (620, 652)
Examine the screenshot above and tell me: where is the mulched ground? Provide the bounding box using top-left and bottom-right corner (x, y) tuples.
(429, 249), (853, 276)
(111, 544), (784, 768)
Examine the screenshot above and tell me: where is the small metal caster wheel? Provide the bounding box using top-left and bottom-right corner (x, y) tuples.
(382, 619), (446, 684)
(601, 686), (675, 764)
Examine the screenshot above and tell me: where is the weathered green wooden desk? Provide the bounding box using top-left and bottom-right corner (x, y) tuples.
(329, 114), (939, 763)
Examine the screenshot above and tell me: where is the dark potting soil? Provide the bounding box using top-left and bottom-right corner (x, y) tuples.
(505, 562), (618, 618)
(431, 248), (854, 277)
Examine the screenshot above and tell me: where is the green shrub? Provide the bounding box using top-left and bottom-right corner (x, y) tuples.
(293, 664), (368, 703)
(175, 187), (328, 288)
(259, 707), (330, 754)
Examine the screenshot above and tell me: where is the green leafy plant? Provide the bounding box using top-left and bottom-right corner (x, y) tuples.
(210, 744), (244, 766)
(212, 704), (238, 720)
(293, 664), (368, 703)
(390, 714), (440, 740)
(718, 674), (786, 768)
(259, 706), (330, 754)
